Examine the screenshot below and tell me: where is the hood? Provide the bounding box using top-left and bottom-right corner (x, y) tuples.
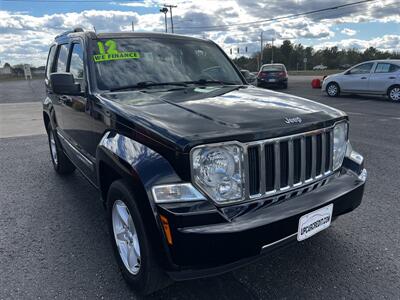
(99, 85), (346, 151)
(327, 71), (346, 79)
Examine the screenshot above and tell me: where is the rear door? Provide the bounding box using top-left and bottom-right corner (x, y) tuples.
(368, 63), (400, 93)
(49, 43), (70, 130)
(44, 44), (58, 126)
(340, 62), (375, 92)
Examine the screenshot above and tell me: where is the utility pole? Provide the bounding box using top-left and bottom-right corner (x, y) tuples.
(259, 31), (264, 70)
(160, 7), (168, 33)
(131, 21), (135, 32)
(163, 4), (177, 33)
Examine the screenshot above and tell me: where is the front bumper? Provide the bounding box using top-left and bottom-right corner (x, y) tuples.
(157, 159), (366, 281)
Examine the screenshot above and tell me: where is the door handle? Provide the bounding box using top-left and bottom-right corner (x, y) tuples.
(361, 77), (367, 79)
(389, 76), (396, 79)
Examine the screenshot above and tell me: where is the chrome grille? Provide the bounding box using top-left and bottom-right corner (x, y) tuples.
(246, 127), (334, 199)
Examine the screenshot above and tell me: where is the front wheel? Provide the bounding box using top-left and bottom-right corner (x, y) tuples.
(107, 180), (171, 295)
(388, 86), (400, 102)
(326, 82), (340, 97)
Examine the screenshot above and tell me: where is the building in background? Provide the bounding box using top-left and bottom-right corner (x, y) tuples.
(0, 63), (12, 75)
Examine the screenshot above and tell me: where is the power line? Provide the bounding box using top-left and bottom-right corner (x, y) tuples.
(174, 0), (380, 31)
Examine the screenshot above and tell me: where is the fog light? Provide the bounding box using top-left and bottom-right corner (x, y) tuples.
(358, 168), (367, 182)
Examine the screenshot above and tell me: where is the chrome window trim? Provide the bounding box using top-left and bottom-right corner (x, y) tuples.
(190, 120), (347, 206)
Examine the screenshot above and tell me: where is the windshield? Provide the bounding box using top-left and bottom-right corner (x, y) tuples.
(91, 37), (243, 90)
(261, 65), (284, 72)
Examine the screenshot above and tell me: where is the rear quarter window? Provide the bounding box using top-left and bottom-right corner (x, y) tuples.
(389, 64), (400, 72)
(56, 44), (69, 72)
(45, 45), (56, 78)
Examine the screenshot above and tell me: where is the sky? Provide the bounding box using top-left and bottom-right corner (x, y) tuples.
(1, 0), (399, 66)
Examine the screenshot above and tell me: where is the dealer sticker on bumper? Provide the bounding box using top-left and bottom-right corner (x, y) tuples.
(297, 204), (333, 241)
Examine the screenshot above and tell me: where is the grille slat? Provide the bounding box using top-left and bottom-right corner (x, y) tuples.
(326, 130), (332, 172)
(305, 136), (312, 179)
(274, 142), (281, 190)
(259, 145), (266, 195)
(248, 146), (260, 195)
(311, 135), (317, 179)
(280, 141), (289, 187)
(248, 127), (334, 199)
(321, 132), (326, 174)
(316, 134), (322, 176)
(293, 139), (301, 184)
(265, 144), (275, 191)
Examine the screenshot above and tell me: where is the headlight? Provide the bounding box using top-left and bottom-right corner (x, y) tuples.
(191, 144), (244, 204)
(333, 122), (348, 171)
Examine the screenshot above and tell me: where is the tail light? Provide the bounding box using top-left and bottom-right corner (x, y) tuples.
(279, 71), (287, 77)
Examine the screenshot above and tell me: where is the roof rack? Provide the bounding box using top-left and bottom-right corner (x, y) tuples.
(55, 27), (84, 39)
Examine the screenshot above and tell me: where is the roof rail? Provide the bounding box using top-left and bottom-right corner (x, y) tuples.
(55, 27), (84, 39)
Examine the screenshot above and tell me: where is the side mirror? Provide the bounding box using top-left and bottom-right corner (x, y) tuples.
(50, 72), (81, 95)
(240, 70), (249, 80)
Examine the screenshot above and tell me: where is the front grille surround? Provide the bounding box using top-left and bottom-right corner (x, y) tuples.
(244, 126), (336, 201)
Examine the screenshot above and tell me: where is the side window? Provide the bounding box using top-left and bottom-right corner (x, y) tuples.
(56, 44), (69, 72)
(348, 63), (374, 75)
(69, 43), (84, 79)
(45, 45), (56, 78)
(389, 64), (400, 72)
(374, 63), (391, 73)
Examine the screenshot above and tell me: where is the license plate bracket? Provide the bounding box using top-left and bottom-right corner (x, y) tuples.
(297, 204), (333, 241)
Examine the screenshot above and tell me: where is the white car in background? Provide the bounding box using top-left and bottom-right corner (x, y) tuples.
(313, 64), (327, 70)
(322, 60), (400, 102)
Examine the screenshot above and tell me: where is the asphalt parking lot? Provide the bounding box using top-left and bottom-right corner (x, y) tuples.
(1, 77), (399, 299)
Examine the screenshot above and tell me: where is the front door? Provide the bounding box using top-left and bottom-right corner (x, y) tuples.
(340, 62), (375, 92)
(56, 41), (96, 183)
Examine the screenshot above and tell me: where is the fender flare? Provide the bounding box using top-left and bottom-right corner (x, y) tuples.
(43, 96), (60, 130)
(96, 131), (182, 270)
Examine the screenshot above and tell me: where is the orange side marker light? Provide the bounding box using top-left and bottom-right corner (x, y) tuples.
(160, 215), (173, 246)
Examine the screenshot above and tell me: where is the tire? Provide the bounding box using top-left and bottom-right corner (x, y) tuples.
(282, 83), (288, 89)
(326, 82), (340, 97)
(47, 124), (75, 175)
(387, 85), (400, 102)
(106, 179), (171, 295)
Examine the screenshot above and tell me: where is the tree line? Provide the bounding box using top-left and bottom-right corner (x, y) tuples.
(233, 40), (400, 72)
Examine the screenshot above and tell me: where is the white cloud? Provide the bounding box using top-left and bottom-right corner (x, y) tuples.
(114, 0), (156, 7)
(316, 35), (400, 52)
(341, 28), (357, 36)
(0, 0), (399, 66)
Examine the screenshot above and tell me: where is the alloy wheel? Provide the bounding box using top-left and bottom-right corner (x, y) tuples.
(327, 84), (338, 96)
(112, 200), (141, 275)
(389, 87), (400, 101)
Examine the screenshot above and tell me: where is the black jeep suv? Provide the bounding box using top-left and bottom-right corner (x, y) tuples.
(43, 29), (367, 295)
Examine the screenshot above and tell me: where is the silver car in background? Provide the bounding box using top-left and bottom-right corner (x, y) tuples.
(322, 60), (400, 102)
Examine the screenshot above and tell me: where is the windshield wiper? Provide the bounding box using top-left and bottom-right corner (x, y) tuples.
(109, 81), (188, 92)
(183, 79), (242, 86)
